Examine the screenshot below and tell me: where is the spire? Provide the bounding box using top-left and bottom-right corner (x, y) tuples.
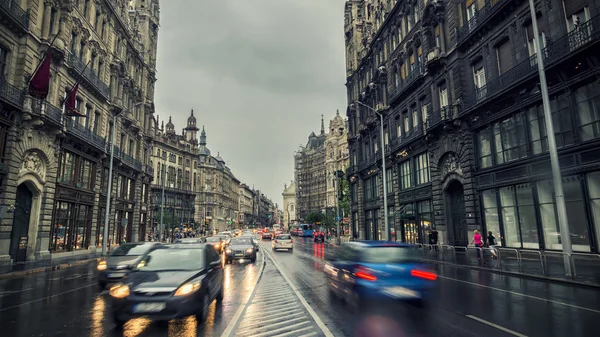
(191, 109), (194, 117)
(320, 114), (325, 135)
(199, 125), (207, 145)
(336, 109), (339, 116)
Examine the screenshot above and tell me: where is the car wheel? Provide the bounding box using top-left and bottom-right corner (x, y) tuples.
(112, 314), (126, 329)
(216, 286), (224, 302)
(289, 248), (293, 252)
(196, 295), (209, 323)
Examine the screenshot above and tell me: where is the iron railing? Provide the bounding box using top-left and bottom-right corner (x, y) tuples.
(0, 76), (24, 108)
(427, 106), (451, 130)
(68, 54), (110, 98)
(121, 151), (142, 170)
(31, 99), (62, 126)
(0, 0), (30, 31)
(64, 118), (106, 150)
(387, 64), (425, 104)
(545, 14), (600, 65)
(457, 0), (512, 46)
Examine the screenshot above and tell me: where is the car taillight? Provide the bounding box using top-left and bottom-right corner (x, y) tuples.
(411, 269), (437, 281)
(290, 239), (293, 243)
(355, 266), (377, 281)
(274, 239), (278, 243)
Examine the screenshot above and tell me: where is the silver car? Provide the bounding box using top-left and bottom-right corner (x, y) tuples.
(272, 234), (293, 252)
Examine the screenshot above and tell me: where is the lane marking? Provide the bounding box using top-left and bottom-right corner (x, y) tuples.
(246, 321), (311, 337)
(237, 316), (310, 335)
(438, 275), (600, 314)
(0, 283), (96, 312)
(466, 315), (528, 337)
(237, 311), (306, 330)
(220, 251), (266, 337)
(242, 304), (302, 320)
(263, 249), (335, 337)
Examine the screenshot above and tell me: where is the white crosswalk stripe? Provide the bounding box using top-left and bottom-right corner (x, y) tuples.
(232, 261), (324, 337)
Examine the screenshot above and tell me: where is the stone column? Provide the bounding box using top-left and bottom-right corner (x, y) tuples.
(131, 175), (142, 242)
(90, 161), (104, 250)
(357, 177), (366, 240)
(42, 2), (52, 38)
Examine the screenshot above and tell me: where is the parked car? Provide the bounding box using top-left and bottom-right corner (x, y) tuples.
(324, 241), (437, 311)
(97, 242), (162, 289)
(109, 244), (223, 327)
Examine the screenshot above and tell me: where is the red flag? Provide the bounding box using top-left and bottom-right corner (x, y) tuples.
(28, 52), (52, 99)
(64, 83), (85, 117)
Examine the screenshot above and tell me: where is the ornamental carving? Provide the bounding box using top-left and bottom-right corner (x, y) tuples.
(22, 151), (46, 180)
(440, 152), (462, 177)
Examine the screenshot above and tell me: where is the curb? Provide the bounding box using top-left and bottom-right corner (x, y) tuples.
(429, 259), (600, 290)
(0, 258), (102, 280)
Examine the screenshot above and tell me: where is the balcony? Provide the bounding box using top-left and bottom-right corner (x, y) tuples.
(456, 0), (516, 48)
(64, 118), (106, 151)
(67, 54), (110, 99)
(108, 144), (122, 160)
(0, 0), (29, 33)
(0, 76), (24, 109)
(144, 164), (154, 176)
(462, 15), (600, 113)
(121, 151), (142, 170)
(388, 64), (426, 104)
(427, 106), (452, 131)
(31, 99), (63, 127)
(390, 124), (423, 152)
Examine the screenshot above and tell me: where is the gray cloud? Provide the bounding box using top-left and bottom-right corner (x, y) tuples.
(155, 0), (347, 205)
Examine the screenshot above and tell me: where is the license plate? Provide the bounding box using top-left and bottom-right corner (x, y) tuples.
(107, 273), (126, 278)
(382, 286), (419, 298)
(282, 242), (287, 245)
(133, 302), (166, 313)
(235, 254), (243, 257)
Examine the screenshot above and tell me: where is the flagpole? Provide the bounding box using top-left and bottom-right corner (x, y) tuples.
(63, 59), (92, 115)
(28, 30), (61, 85)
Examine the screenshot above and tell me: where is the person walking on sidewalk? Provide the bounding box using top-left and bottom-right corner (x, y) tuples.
(471, 230), (484, 260)
(428, 229), (439, 252)
(487, 231), (498, 259)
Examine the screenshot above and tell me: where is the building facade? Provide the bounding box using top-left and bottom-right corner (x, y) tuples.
(194, 127), (240, 233)
(238, 183), (255, 226)
(0, 0), (160, 264)
(282, 181), (296, 229)
(325, 110), (350, 209)
(294, 118), (327, 220)
(344, 0), (600, 253)
(151, 112), (198, 238)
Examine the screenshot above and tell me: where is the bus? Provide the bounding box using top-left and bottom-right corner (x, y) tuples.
(296, 224), (314, 237)
(272, 224), (281, 232)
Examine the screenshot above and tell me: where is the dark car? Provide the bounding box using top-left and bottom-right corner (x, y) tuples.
(224, 238), (257, 263)
(109, 244), (224, 327)
(324, 241), (437, 311)
(239, 235), (260, 251)
(314, 231), (325, 243)
(206, 236), (224, 253)
(97, 242), (162, 288)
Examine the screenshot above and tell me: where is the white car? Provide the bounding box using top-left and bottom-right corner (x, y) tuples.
(272, 234), (293, 252)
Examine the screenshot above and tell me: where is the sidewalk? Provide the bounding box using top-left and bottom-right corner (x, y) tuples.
(0, 253), (101, 279)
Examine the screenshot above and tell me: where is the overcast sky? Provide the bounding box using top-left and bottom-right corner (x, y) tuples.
(154, 0), (348, 206)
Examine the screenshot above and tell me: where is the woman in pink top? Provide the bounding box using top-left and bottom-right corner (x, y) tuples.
(471, 230), (483, 247)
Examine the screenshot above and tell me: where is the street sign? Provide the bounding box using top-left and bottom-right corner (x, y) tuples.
(336, 216), (341, 221)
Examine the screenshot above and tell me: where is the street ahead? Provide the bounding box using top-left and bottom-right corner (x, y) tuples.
(1, 237), (600, 337)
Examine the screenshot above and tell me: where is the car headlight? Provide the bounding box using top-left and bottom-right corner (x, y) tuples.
(215, 244), (220, 249)
(174, 280), (202, 297)
(97, 260), (107, 271)
(225, 249), (232, 254)
(246, 248), (254, 253)
(109, 284), (130, 298)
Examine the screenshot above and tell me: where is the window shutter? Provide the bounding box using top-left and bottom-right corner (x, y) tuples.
(466, 0), (475, 7)
(418, 46), (422, 56)
(435, 25), (440, 36)
(526, 24), (533, 40)
(497, 40), (513, 74)
(410, 54), (415, 64)
(564, 0), (586, 17)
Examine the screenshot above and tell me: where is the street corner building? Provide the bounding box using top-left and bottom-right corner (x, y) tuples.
(343, 0), (600, 253)
(0, 0), (160, 265)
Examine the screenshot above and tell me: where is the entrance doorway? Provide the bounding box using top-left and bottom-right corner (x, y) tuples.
(9, 184), (34, 262)
(445, 180), (468, 246)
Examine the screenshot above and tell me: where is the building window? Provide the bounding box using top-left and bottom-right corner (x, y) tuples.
(404, 115), (409, 132)
(416, 152), (430, 184)
(575, 82), (600, 142)
(421, 103), (428, 125)
(386, 168), (393, 193)
(495, 39), (513, 74)
(58, 151), (95, 190)
(477, 128), (493, 168)
(527, 95), (573, 155)
(412, 110), (418, 127)
(373, 174), (380, 198)
(474, 66), (486, 99)
(0, 46), (8, 77)
(493, 114), (527, 165)
(50, 202), (92, 251)
(434, 24), (441, 48)
(93, 111), (100, 133)
(587, 171), (600, 251)
(400, 160), (412, 190)
(481, 190), (501, 242)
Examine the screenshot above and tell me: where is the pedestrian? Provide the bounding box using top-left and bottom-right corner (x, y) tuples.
(487, 231), (498, 259)
(428, 229), (439, 252)
(471, 230), (484, 260)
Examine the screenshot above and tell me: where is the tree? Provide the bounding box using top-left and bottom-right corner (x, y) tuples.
(154, 210), (180, 230)
(305, 211), (322, 224)
(339, 169), (350, 217)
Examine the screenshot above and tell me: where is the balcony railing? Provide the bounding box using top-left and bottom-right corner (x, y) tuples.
(31, 99), (63, 126)
(390, 124), (423, 152)
(463, 15), (600, 112)
(0, 0), (29, 31)
(457, 0), (512, 46)
(64, 118), (106, 150)
(121, 151), (142, 170)
(388, 64), (425, 104)
(68, 54), (110, 98)
(144, 164), (154, 176)
(0, 76), (24, 108)
(108, 144), (122, 160)
(427, 106), (451, 131)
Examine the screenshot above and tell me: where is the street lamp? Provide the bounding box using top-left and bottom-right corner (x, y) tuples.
(351, 100), (390, 241)
(102, 101), (145, 257)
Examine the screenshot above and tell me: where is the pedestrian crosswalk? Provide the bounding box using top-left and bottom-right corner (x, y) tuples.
(232, 260), (323, 337)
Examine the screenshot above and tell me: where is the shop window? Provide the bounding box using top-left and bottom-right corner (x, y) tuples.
(477, 129), (492, 168)
(482, 190), (501, 242)
(586, 171), (600, 251)
(386, 168), (393, 193)
(575, 82), (600, 142)
(400, 160), (413, 189)
(493, 114), (527, 165)
(50, 202), (92, 251)
(416, 152), (430, 184)
(527, 96), (574, 155)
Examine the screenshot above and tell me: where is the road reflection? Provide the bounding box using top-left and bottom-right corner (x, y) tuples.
(90, 295), (106, 337)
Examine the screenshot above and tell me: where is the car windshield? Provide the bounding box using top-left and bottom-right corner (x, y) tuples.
(138, 248), (205, 271)
(359, 246), (421, 264)
(219, 236), (229, 240)
(110, 243), (150, 256)
(206, 237), (221, 242)
(277, 235), (291, 240)
(229, 238), (251, 246)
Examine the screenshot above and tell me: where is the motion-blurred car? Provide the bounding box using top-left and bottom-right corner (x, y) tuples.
(97, 242), (162, 289)
(175, 237), (206, 244)
(109, 244), (223, 327)
(224, 237), (257, 263)
(261, 232), (273, 240)
(205, 236), (224, 253)
(272, 234), (293, 252)
(324, 241), (437, 311)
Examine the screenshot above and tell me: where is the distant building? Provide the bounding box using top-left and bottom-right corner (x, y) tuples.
(282, 181), (296, 229)
(325, 110), (350, 209)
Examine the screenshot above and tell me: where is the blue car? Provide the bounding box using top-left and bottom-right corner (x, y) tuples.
(324, 241), (437, 311)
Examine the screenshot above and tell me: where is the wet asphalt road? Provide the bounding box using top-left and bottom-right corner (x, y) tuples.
(263, 237), (600, 337)
(1, 236), (600, 337)
(0, 251), (261, 337)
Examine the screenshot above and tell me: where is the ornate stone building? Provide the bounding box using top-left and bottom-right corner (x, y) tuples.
(238, 183), (255, 226)
(344, 0), (600, 253)
(325, 110), (350, 209)
(294, 117), (327, 221)
(0, 0), (160, 264)
(193, 127), (240, 233)
(151, 112), (198, 237)
(282, 181), (296, 229)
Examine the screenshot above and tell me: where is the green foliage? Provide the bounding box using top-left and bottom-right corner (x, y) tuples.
(154, 210), (180, 228)
(305, 211), (322, 224)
